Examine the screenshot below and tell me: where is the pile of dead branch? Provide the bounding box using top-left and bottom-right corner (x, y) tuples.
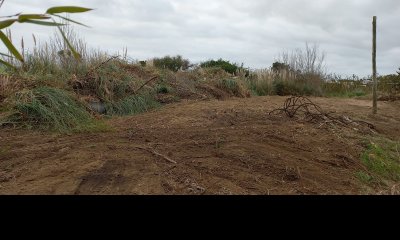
(269, 96), (376, 132)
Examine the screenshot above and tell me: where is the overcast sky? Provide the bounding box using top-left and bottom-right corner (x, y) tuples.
(1, 0), (399, 77)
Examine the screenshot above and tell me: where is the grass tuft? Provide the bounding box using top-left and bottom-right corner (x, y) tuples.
(2, 86), (107, 132)
(105, 94), (160, 116)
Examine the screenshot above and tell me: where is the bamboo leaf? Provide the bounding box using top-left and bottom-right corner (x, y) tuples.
(0, 58), (16, 69)
(23, 19), (65, 27)
(51, 14), (90, 27)
(46, 6), (93, 14)
(56, 23), (81, 60)
(18, 14), (50, 22)
(0, 19), (17, 29)
(0, 30), (24, 62)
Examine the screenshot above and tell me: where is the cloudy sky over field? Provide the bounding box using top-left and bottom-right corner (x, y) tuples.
(2, 0), (400, 76)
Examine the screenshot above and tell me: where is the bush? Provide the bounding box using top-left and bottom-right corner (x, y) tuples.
(153, 55), (190, 72)
(200, 59), (240, 75)
(272, 80), (287, 96)
(155, 84), (170, 94)
(3, 87), (104, 132)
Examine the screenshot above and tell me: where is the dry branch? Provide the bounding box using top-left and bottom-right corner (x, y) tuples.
(135, 76), (159, 93)
(269, 96), (376, 131)
(136, 146), (177, 164)
(86, 55), (120, 77)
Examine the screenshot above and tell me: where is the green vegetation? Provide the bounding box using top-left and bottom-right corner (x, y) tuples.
(217, 79), (240, 95)
(105, 94), (160, 116)
(155, 84), (171, 94)
(201, 59), (241, 75)
(378, 74), (400, 95)
(0, 4), (92, 68)
(153, 55), (190, 72)
(2, 86), (107, 132)
(357, 138), (400, 185)
(323, 80), (368, 98)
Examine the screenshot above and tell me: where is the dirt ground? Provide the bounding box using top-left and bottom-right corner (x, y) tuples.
(0, 96), (399, 195)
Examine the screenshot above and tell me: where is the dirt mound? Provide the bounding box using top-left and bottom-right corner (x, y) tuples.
(0, 96), (399, 194)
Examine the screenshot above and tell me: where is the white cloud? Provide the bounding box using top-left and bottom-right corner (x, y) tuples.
(1, 0), (399, 76)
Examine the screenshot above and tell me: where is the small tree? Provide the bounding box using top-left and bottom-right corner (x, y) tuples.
(0, 0), (92, 68)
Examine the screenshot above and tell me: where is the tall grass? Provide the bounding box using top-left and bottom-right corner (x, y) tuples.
(105, 94), (160, 116)
(323, 80), (368, 98)
(246, 68), (323, 96)
(3, 86), (106, 132)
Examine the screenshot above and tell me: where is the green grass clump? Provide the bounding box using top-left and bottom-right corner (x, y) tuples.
(217, 79), (240, 95)
(3, 86), (106, 132)
(215, 78), (249, 97)
(247, 80), (272, 96)
(357, 138), (400, 185)
(105, 94), (160, 116)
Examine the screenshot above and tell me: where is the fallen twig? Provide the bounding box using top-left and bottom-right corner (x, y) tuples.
(136, 146), (177, 164)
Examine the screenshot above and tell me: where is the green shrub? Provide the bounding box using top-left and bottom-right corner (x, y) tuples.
(200, 59), (240, 75)
(155, 84), (170, 94)
(153, 55), (190, 72)
(272, 80), (287, 96)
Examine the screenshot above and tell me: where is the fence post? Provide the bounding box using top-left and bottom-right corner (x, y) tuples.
(372, 16), (377, 114)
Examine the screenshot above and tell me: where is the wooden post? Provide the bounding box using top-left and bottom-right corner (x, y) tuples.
(372, 16), (377, 114)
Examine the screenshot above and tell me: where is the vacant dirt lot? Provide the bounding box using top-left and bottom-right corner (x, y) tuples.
(0, 96), (399, 194)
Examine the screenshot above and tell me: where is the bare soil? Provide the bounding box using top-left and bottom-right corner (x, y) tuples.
(0, 96), (399, 195)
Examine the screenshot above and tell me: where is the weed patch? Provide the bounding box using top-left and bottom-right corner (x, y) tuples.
(1, 86), (107, 132)
(357, 138), (400, 185)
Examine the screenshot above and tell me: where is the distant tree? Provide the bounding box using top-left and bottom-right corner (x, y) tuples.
(200, 59), (239, 75)
(0, 0), (92, 68)
(271, 62), (290, 72)
(397, 67), (400, 76)
(153, 55), (191, 72)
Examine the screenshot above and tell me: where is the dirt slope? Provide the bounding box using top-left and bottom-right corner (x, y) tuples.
(0, 96), (399, 195)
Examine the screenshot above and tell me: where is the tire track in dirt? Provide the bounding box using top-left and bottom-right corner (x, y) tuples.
(1, 96), (399, 194)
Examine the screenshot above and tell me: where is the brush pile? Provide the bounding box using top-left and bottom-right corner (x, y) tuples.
(269, 96), (376, 132)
